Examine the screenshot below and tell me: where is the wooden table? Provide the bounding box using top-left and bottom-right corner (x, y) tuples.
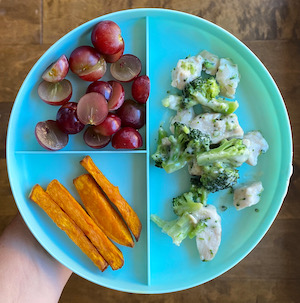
(1, 1), (299, 302)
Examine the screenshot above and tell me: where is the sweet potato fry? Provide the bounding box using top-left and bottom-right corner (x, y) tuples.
(74, 174), (134, 247)
(80, 155), (142, 241)
(29, 184), (108, 271)
(46, 180), (124, 270)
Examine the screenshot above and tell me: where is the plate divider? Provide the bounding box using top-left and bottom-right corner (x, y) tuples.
(14, 150), (148, 155)
(145, 15), (151, 286)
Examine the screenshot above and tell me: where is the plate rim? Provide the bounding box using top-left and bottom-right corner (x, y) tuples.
(6, 7), (293, 294)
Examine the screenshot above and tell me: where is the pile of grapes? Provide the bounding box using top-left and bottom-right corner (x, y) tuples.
(35, 20), (150, 151)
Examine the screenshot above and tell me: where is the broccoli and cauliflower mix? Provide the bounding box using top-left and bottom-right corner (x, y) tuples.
(151, 50), (269, 262)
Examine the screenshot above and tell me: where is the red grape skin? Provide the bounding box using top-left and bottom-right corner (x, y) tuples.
(84, 126), (111, 149)
(42, 55), (69, 83)
(91, 20), (123, 55)
(77, 92), (108, 125)
(116, 99), (145, 129)
(112, 127), (143, 149)
(56, 102), (84, 134)
(69, 46), (106, 81)
(102, 38), (124, 63)
(86, 81), (112, 100)
(38, 79), (72, 106)
(35, 120), (69, 151)
(94, 113), (121, 136)
(107, 80), (125, 111)
(110, 54), (141, 82)
(132, 75), (150, 104)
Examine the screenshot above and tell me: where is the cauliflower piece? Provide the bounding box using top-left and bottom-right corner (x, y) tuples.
(189, 205), (222, 261)
(189, 113), (244, 144)
(233, 181), (264, 210)
(216, 58), (240, 98)
(170, 107), (195, 133)
(162, 94), (182, 111)
(171, 55), (204, 90)
(243, 131), (269, 166)
(200, 50), (220, 75)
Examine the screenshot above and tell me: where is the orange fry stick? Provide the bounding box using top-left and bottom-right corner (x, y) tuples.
(29, 184), (108, 271)
(46, 180), (124, 270)
(80, 155), (142, 241)
(74, 174), (134, 247)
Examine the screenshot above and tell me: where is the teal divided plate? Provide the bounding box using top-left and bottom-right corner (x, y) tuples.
(6, 9), (293, 293)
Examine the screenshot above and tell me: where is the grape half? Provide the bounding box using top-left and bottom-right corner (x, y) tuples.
(110, 54), (141, 82)
(91, 20), (123, 55)
(103, 39), (124, 63)
(112, 127), (143, 149)
(116, 99), (145, 129)
(86, 81), (112, 100)
(38, 79), (72, 106)
(69, 46), (106, 81)
(56, 102), (84, 134)
(132, 75), (150, 103)
(94, 113), (121, 136)
(84, 126), (111, 149)
(42, 55), (69, 83)
(77, 92), (108, 125)
(107, 80), (125, 110)
(35, 120), (69, 150)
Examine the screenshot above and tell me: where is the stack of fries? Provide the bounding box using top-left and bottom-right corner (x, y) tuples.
(29, 155), (142, 271)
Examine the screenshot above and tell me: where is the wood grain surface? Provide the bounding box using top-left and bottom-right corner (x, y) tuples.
(0, 0), (299, 302)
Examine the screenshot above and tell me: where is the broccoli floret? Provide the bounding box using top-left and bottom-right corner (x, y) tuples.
(183, 76), (220, 101)
(188, 220), (207, 239)
(184, 128), (211, 156)
(151, 182), (209, 246)
(151, 126), (169, 168)
(172, 185), (208, 216)
(197, 161), (239, 192)
(151, 210), (207, 246)
(152, 122), (211, 173)
(204, 97), (239, 115)
(196, 138), (250, 167)
(182, 76), (220, 108)
(151, 213), (195, 246)
(182, 76), (239, 114)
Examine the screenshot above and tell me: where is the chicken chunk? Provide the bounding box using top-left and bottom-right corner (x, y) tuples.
(243, 131), (269, 166)
(233, 181), (264, 210)
(189, 205), (222, 261)
(170, 107), (195, 133)
(161, 94), (182, 111)
(200, 50), (220, 75)
(189, 113), (243, 144)
(171, 55), (204, 90)
(216, 58), (240, 98)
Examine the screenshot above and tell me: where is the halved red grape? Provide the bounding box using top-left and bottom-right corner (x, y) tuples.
(91, 20), (123, 55)
(102, 39), (124, 63)
(116, 99), (145, 129)
(110, 54), (141, 82)
(42, 55), (69, 83)
(69, 46), (106, 81)
(94, 113), (121, 136)
(35, 120), (69, 151)
(132, 75), (150, 104)
(84, 126), (111, 149)
(86, 81), (112, 100)
(112, 127), (143, 149)
(56, 102), (84, 134)
(77, 92), (108, 125)
(107, 80), (125, 110)
(38, 79), (72, 106)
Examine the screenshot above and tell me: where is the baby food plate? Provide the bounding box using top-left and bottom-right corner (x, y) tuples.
(6, 8), (292, 293)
